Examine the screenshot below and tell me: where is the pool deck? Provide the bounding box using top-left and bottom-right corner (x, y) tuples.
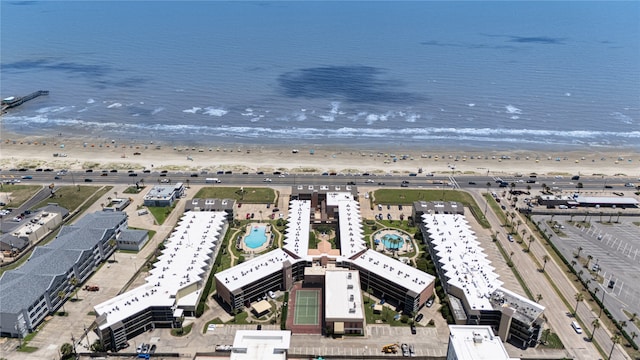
(241, 223), (273, 253)
(373, 228), (413, 254)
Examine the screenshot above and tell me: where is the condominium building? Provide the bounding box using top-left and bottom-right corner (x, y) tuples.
(416, 203), (544, 349)
(0, 211), (129, 338)
(94, 211), (227, 351)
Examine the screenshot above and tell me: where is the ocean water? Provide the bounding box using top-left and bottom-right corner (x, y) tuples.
(1, 1), (639, 150)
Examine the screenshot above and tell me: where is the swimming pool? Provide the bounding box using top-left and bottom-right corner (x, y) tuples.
(244, 225), (268, 249)
(381, 233), (405, 250)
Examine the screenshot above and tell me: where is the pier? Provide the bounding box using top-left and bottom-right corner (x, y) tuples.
(1, 90), (49, 112)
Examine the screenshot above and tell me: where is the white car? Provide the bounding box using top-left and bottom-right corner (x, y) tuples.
(268, 291), (276, 299)
(263, 178), (272, 182)
(625, 182), (635, 187)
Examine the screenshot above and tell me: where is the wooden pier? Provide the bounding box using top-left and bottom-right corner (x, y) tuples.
(1, 90), (49, 112)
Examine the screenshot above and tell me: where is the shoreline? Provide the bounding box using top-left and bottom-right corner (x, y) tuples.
(1, 132), (639, 177)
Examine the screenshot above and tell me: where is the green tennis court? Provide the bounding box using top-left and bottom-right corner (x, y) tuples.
(294, 290), (319, 325)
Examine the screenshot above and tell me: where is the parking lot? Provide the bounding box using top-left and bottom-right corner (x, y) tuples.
(538, 215), (640, 332)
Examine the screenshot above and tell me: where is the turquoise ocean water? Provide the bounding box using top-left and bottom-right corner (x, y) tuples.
(1, 1), (639, 150)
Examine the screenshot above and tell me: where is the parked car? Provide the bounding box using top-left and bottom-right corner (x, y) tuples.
(426, 297), (434, 307)
(415, 313), (424, 322)
(410, 324), (416, 335)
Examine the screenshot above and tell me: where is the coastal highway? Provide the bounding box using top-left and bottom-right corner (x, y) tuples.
(2, 169), (638, 193)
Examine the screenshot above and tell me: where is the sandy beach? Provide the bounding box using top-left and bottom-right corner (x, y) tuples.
(1, 133), (639, 177)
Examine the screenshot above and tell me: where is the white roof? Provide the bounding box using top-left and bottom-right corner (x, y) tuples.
(143, 183), (182, 201)
(576, 196), (639, 205)
(214, 249), (293, 293)
(337, 199), (367, 258)
(95, 211), (227, 329)
(351, 249), (435, 295)
(231, 330), (291, 360)
(421, 213), (502, 311)
(283, 200), (311, 258)
(325, 270), (364, 320)
(326, 191), (354, 206)
(448, 325), (517, 360)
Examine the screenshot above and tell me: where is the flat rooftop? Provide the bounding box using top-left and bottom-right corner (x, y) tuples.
(351, 249), (435, 295)
(325, 270), (364, 320)
(283, 200), (311, 258)
(143, 183), (182, 201)
(421, 213), (501, 311)
(95, 211), (227, 329)
(337, 198), (367, 258)
(231, 330), (291, 360)
(214, 249), (295, 293)
(448, 325), (518, 360)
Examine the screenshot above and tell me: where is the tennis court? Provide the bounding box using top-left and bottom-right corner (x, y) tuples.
(294, 290), (319, 325)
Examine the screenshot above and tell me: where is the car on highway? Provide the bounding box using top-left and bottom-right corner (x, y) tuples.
(571, 321), (582, 334)
(468, 181), (476, 185)
(625, 182), (636, 187)
(263, 178), (273, 183)
(128, 173), (138, 177)
(378, 182), (386, 185)
(84, 178), (93, 182)
(21, 176), (32, 179)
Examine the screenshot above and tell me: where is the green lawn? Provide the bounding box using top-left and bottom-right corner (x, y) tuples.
(0, 184), (41, 207)
(148, 205), (175, 225)
(33, 186), (112, 211)
(373, 189), (490, 228)
(193, 187), (275, 203)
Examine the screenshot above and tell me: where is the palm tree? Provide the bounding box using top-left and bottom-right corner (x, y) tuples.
(575, 246), (583, 259)
(541, 328), (551, 344)
(609, 334), (621, 359)
(569, 214), (574, 223)
(630, 332), (638, 343)
(108, 239), (117, 262)
(541, 255), (550, 272)
(69, 276), (79, 300)
(591, 318), (600, 341)
(571, 259), (577, 268)
(616, 211), (621, 223)
(574, 292), (584, 315)
(521, 229), (526, 240)
(516, 219), (523, 234)
(599, 211), (604, 223)
(509, 251), (515, 261)
(630, 312), (637, 322)
(535, 293), (543, 303)
(57, 291), (67, 314)
(60, 343), (74, 358)
(527, 236), (535, 252)
(586, 255), (593, 269)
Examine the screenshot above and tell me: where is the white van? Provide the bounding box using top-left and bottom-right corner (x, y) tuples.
(571, 321), (582, 334)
